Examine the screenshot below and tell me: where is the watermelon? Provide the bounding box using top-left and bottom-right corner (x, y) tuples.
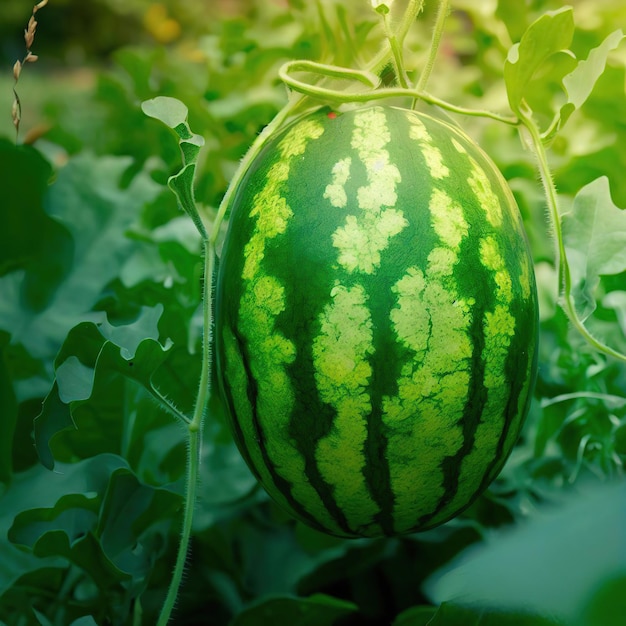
(215, 105), (538, 538)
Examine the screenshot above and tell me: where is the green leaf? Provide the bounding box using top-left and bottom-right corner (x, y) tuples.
(562, 177), (626, 321)
(141, 96), (190, 129)
(69, 618), (99, 626)
(392, 605), (438, 626)
(425, 482), (626, 624)
(578, 574), (626, 626)
(0, 331), (17, 484)
(0, 140), (59, 297)
(0, 153), (160, 363)
(7, 459), (180, 592)
(97, 468), (181, 576)
(559, 30), (625, 129)
(34, 307), (171, 469)
(231, 594), (357, 626)
(395, 603), (560, 625)
(141, 97), (207, 238)
(504, 7), (575, 114)
(0, 455), (127, 599)
(9, 493), (101, 549)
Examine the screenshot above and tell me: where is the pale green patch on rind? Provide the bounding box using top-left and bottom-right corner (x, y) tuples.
(430, 189), (468, 250)
(519, 250), (532, 301)
(441, 234), (517, 524)
(221, 325), (294, 514)
(480, 236), (513, 301)
(467, 156), (503, 228)
(383, 187), (473, 534)
(324, 157), (352, 208)
(313, 283), (381, 534)
(408, 115), (450, 179)
(332, 107), (407, 274)
(279, 118), (326, 159)
(451, 138), (467, 154)
(237, 116), (343, 533)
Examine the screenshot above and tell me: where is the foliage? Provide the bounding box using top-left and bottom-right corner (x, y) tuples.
(1, 1), (625, 624)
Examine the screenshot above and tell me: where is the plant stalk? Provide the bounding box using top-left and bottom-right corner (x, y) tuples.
(416, 0), (450, 92)
(520, 110), (626, 363)
(157, 239), (214, 625)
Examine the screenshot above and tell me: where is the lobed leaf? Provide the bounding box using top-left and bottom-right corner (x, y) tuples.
(231, 594), (357, 626)
(0, 152), (160, 363)
(34, 306), (171, 470)
(142, 96), (207, 238)
(425, 482), (626, 624)
(0, 331), (18, 484)
(559, 30), (625, 130)
(562, 177), (626, 321)
(504, 7), (574, 115)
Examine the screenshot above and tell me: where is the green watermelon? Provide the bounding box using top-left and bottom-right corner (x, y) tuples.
(215, 105), (538, 538)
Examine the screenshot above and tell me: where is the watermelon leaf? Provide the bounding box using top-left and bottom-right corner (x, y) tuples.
(0, 455), (128, 598)
(394, 602), (561, 626)
(34, 306), (175, 470)
(7, 461), (180, 594)
(561, 177), (626, 322)
(230, 594), (357, 626)
(0, 153), (160, 364)
(558, 30), (624, 130)
(0, 331), (18, 484)
(504, 7), (574, 115)
(141, 96), (207, 239)
(424, 482), (626, 624)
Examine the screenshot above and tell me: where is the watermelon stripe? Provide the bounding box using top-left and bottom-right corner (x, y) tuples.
(383, 183), (473, 533)
(408, 115), (450, 179)
(331, 107), (407, 275)
(313, 107), (409, 534)
(312, 283), (381, 533)
(235, 117), (345, 535)
(441, 240), (516, 517)
(223, 324), (348, 534)
(324, 157), (352, 208)
(216, 105), (539, 538)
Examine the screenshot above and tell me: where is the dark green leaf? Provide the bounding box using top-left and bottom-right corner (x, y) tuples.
(0, 153), (160, 363)
(578, 574), (626, 626)
(97, 468), (180, 576)
(0, 331), (18, 484)
(231, 594), (357, 626)
(392, 605), (438, 626)
(34, 307), (171, 469)
(0, 455), (127, 598)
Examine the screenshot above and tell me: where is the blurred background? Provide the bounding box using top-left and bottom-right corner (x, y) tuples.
(1, 2), (625, 623)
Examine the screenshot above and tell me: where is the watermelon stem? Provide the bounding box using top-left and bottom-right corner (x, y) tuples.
(278, 60), (519, 125)
(520, 108), (626, 363)
(415, 0), (450, 93)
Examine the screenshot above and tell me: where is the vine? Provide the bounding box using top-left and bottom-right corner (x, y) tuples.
(144, 1), (625, 622)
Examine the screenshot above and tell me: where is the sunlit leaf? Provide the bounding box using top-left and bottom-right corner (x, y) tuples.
(425, 482), (626, 624)
(562, 177), (626, 321)
(504, 7), (574, 114)
(559, 30), (625, 129)
(142, 97), (206, 238)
